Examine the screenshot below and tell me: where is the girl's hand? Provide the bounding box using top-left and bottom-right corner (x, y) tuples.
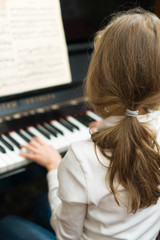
(20, 137), (62, 171)
(89, 121), (102, 134)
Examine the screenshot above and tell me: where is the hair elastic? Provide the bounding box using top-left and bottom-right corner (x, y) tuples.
(126, 109), (139, 117)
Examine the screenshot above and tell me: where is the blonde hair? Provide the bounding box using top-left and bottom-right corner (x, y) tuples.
(86, 8), (160, 213)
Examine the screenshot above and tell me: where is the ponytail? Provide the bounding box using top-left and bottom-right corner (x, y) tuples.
(92, 116), (160, 212)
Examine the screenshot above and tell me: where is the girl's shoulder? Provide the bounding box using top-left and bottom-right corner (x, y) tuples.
(68, 139), (110, 170)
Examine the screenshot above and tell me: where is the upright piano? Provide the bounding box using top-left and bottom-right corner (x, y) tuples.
(0, 41), (104, 189)
(0, 0), (155, 192)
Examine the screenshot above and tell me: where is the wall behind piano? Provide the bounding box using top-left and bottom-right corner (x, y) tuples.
(60, 0), (155, 44)
(61, 0), (155, 86)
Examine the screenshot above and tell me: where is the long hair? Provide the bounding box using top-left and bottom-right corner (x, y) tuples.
(85, 8), (160, 213)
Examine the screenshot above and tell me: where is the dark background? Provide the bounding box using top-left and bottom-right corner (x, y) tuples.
(60, 0), (155, 43)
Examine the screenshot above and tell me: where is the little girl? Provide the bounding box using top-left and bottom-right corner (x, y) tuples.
(1, 7), (160, 240)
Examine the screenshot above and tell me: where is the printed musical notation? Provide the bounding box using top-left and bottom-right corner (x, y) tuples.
(0, 0), (71, 97)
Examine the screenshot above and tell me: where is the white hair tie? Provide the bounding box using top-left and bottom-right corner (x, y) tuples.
(126, 109), (139, 117)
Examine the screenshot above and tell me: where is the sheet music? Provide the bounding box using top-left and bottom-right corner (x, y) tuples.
(0, 0), (71, 97)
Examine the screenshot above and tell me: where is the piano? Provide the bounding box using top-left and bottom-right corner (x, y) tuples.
(0, 37), (104, 192)
(0, 89), (101, 177)
(0, 0), (155, 192)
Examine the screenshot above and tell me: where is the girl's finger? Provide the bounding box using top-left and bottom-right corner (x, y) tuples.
(32, 137), (46, 145)
(29, 140), (41, 148)
(21, 144), (38, 153)
(20, 151), (39, 161)
(89, 121), (102, 127)
(89, 126), (98, 134)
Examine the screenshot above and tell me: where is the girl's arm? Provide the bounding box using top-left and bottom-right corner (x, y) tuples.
(20, 138), (87, 240)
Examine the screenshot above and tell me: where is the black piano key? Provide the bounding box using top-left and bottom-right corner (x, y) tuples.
(6, 134), (21, 149)
(75, 114), (95, 127)
(0, 145), (6, 153)
(84, 113), (96, 122)
(35, 125), (51, 140)
(59, 118), (74, 132)
(25, 128), (35, 138)
(65, 117), (80, 130)
(48, 122), (64, 136)
(0, 136), (14, 151)
(74, 115), (88, 126)
(43, 123), (58, 137)
(17, 131), (30, 143)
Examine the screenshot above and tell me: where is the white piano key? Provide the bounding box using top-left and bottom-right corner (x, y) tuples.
(86, 110), (102, 121)
(9, 131), (28, 146)
(19, 129), (32, 141)
(54, 133), (70, 152)
(22, 125), (68, 154)
(3, 134), (29, 167)
(20, 129), (32, 140)
(0, 154), (8, 173)
(27, 126), (50, 144)
(0, 142), (19, 170)
(37, 125), (55, 140)
(38, 124), (68, 151)
(66, 116), (90, 140)
(50, 120), (80, 143)
(66, 116), (89, 131)
(9, 131), (30, 166)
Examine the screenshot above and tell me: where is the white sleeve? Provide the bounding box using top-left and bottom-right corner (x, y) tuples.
(47, 146), (87, 240)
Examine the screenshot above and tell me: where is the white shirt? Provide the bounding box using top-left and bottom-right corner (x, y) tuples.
(47, 110), (160, 240)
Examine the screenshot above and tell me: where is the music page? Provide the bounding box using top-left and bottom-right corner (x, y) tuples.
(0, 0), (71, 97)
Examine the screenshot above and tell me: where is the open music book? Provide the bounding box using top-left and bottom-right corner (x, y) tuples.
(0, 0), (71, 97)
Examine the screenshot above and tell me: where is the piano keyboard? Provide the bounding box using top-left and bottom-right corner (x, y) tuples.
(0, 109), (101, 175)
